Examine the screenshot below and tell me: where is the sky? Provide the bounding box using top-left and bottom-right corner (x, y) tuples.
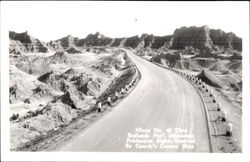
(3, 1), (249, 42)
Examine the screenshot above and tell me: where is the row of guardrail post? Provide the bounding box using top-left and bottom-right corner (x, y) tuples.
(170, 68), (233, 137)
(96, 62), (138, 114)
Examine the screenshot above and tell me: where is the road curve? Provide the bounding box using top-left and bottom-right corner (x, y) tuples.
(59, 50), (211, 152)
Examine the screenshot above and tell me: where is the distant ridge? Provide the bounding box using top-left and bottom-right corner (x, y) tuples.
(9, 31), (48, 53)
(9, 26), (242, 54)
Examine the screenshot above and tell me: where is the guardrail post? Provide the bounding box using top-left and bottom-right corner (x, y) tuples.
(226, 123), (233, 137)
(97, 102), (102, 113)
(202, 83), (205, 89)
(125, 85), (129, 91)
(199, 81), (203, 88)
(212, 95), (216, 103)
(115, 92), (119, 100)
(121, 88), (124, 95)
(217, 103), (221, 111)
(221, 110), (226, 122)
(107, 97), (111, 106)
(209, 90), (213, 97)
(198, 79), (201, 85)
(195, 77), (198, 83)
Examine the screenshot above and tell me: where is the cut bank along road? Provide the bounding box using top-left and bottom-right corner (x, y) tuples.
(59, 50), (211, 152)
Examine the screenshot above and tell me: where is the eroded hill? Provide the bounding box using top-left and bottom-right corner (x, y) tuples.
(9, 45), (135, 150)
(9, 25), (242, 150)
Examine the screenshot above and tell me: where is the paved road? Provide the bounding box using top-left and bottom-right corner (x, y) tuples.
(59, 50), (211, 152)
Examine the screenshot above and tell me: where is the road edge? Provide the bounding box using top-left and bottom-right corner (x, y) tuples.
(151, 61), (214, 153)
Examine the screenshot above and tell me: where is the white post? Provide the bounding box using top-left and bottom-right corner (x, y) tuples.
(121, 88), (124, 94)
(107, 97), (111, 105)
(212, 95), (216, 103)
(202, 82), (205, 89)
(226, 123), (233, 137)
(198, 80), (201, 87)
(199, 79), (202, 85)
(221, 110), (226, 122)
(115, 92), (119, 99)
(205, 86), (209, 92)
(97, 102), (102, 113)
(217, 103), (221, 111)
(194, 78), (197, 83)
(125, 85), (129, 91)
(209, 90), (213, 97)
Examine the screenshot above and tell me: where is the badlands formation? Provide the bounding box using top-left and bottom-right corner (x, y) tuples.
(9, 26), (242, 151)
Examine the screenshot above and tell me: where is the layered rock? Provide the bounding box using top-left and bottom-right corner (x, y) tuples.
(171, 26), (213, 50)
(47, 35), (79, 50)
(9, 31), (48, 54)
(210, 29), (242, 51)
(170, 26), (242, 52)
(9, 25), (242, 55)
(80, 32), (113, 47)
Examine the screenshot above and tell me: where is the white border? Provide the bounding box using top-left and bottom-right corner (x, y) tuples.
(1, 1), (250, 162)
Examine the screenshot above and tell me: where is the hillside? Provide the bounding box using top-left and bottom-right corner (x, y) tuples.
(8, 25), (242, 152)
(9, 31), (48, 54)
(9, 46), (135, 150)
(10, 26), (242, 54)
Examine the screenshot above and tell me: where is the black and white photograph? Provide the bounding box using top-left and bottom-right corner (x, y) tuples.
(1, 1), (250, 161)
